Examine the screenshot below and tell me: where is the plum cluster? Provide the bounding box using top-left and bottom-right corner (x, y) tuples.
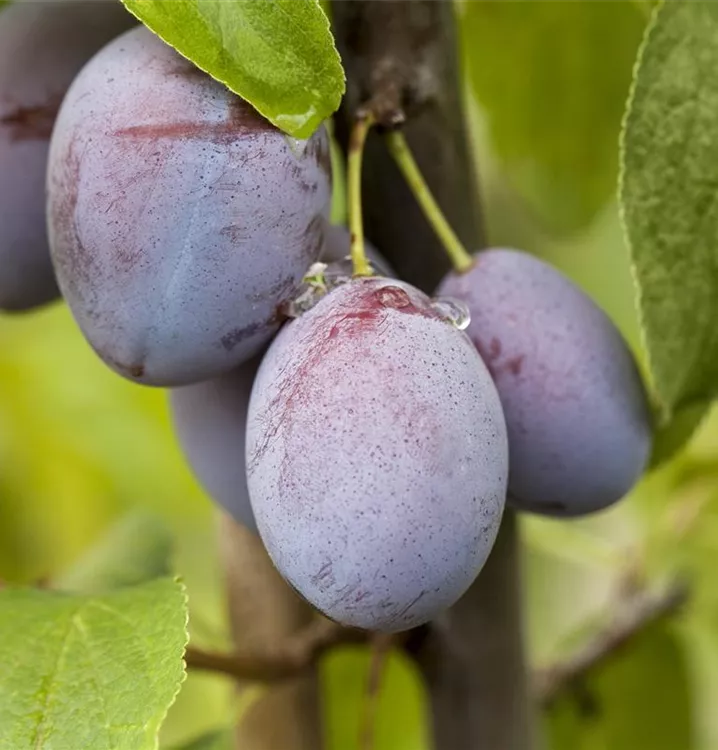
(2, 18), (654, 632)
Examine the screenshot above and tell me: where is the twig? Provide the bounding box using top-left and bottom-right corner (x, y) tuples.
(185, 617), (366, 682)
(534, 580), (689, 708)
(358, 633), (394, 750)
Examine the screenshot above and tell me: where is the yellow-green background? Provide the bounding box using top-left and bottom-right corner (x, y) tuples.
(1, 2), (714, 748)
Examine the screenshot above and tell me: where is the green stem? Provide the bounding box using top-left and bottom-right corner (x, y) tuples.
(385, 131), (474, 273)
(348, 114), (375, 277)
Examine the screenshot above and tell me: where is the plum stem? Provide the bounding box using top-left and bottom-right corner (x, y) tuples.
(385, 130), (474, 273)
(348, 112), (375, 277)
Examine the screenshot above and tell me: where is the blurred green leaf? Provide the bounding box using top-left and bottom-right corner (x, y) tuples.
(0, 578), (188, 750)
(462, 1), (645, 233)
(57, 511), (173, 593)
(621, 1), (718, 414)
(120, 0), (344, 138)
(650, 402), (710, 470)
(166, 728), (232, 750)
(546, 622), (693, 750)
(322, 646), (428, 750)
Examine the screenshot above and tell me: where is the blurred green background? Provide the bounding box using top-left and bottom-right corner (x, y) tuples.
(2, 2), (715, 748)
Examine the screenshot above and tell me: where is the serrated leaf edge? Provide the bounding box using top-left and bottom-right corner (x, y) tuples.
(153, 577), (190, 750)
(618, 0), (666, 415)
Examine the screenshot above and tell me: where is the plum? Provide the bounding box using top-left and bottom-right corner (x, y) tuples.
(47, 25), (332, 385)
(0, 0), (134, 311)
(246, 277), (508, 631)
(169, 357), (259, 533)
(438, 248), (653, 516)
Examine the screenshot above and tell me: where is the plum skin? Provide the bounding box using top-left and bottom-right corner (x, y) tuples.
(0, 1), (135, 312)
(169, 358), (260, 533)
(437, 248), (653, 517)
(246, 277), (508, 632)
(46, 25), (332, 386)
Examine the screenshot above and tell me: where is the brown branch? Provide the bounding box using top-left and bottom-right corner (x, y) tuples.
(330, 1), (443, 127)
(534, 580), (689, 708)
(187, 578), (689, 723)
(185, 616), (366, 683)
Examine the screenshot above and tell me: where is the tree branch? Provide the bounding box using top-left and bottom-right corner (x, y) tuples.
(185, 617), (365, 683)
(534, 580), (689, 708)
(187, 578), (688, 723)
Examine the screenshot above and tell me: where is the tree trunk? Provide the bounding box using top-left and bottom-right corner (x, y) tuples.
(218, 514), (322, 750)
(418, 513), (534, 750)
(332, 2), (535, 748)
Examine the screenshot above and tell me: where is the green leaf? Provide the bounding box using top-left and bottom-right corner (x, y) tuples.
(0, 579), (188, 750)
(167, 728), (232, 750)
(650, 402), (710, 469)
(120, 0), (344, 138)
(621, 1), (718, 414)
(58, 511), (173, 593)
(462, 1), (646, 233)
(546, 622), (693, 750)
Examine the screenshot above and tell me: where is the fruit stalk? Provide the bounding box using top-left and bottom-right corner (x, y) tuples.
(348, 113), (375, 277)
(332, 2), (535, 748)
(385, 131), (474, 273)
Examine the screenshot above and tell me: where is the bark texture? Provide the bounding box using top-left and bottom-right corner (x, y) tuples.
(218, 515), (322, 750)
